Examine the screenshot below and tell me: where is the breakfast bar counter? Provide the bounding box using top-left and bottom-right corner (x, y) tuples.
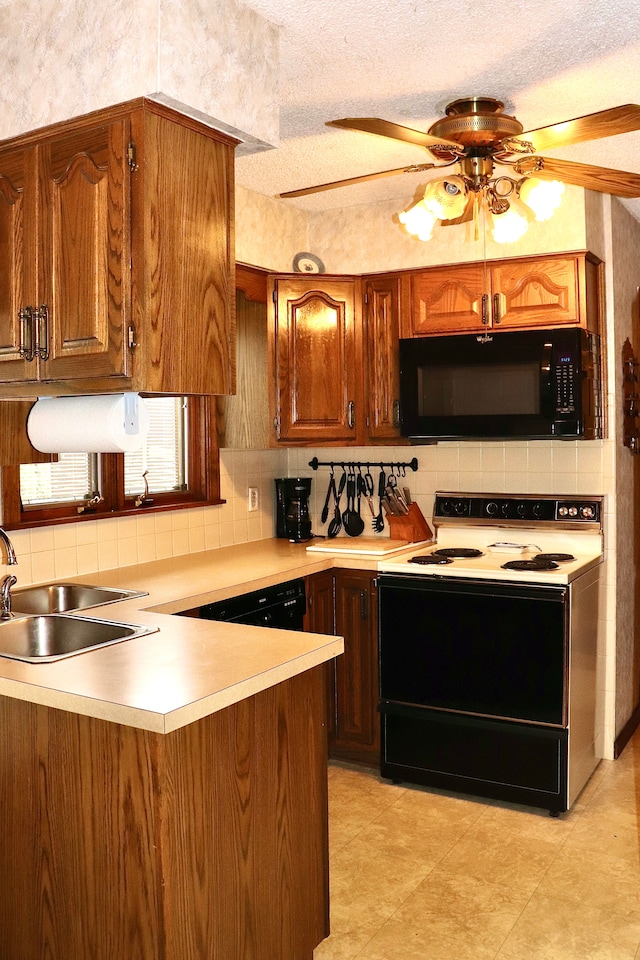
(0, 539), (347, 731)
(0, 538), (359, 960)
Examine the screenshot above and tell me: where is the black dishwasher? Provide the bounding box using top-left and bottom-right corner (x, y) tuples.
(198, 578), (306, 630)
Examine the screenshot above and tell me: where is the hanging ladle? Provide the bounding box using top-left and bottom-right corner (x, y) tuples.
(343, 469), (365, 537)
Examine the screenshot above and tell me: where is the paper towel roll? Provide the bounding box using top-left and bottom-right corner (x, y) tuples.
(27, 394), (150, 453)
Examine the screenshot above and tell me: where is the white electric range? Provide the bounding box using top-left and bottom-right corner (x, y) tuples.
(377, 491), (604, 814)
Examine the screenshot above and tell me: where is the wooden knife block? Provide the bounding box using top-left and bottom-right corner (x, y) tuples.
(386, 503), (434, 543)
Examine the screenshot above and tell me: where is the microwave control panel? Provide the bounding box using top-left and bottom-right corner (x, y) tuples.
(553, 346), (577, 414)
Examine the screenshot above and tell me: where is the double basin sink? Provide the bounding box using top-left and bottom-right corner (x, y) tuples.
(0, 583), (157, 663)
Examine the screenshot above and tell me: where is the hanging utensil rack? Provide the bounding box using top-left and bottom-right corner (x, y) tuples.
(308, 457), (419, 473)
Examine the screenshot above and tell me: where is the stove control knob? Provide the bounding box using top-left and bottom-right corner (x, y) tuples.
(486, 501), (498, 517)
(454, 501), (466, 515)
(568, 506), (578, 517)
(581, 505), (595, 520)
(516, 502), (527, 518)
(440, 499), (452, 515)
(500, 501), (509, 517)
(558, 506), (569, 517)
(533, 502), (544, 518)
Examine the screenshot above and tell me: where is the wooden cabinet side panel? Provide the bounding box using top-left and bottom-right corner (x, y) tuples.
(216, 290), (270, 448)
(136, 111), (234, 395)
(163, 696), (259, 960)
(162, 668), (328, 960)
(38, 120), (130, 380)
(365, 275), (401, 439)
(0, 400), (53, 464)
(254, 667), (330, 958)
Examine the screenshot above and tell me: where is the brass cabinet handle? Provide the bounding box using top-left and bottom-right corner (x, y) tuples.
(347, 400), (355, 429)
(493, 293), (501, 325)
(18, 306), (34, 361)
(33, 304), (49, 360)
(392, 399), (401, 428)
(481, 294), (489, 325)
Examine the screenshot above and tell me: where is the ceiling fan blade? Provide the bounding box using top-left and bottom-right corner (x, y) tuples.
(278, 163), (437, 198)
(327, 117), (464, 153)
(521, 104), (640, 152)
(529, 156), (640, 198)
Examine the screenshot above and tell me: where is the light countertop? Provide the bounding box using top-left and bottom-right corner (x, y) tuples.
(0, 538), (395, 734)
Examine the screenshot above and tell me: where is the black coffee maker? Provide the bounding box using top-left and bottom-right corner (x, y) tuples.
(275, 477), (313, 542)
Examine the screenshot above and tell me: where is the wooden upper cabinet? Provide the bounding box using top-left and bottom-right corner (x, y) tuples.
(38, 120), (130, 381)
(364, 275), (402, 440)
(270, 276), (360, 443)
(131, 108), (235, 396)
(0, 99), (235, 397)
(407, 252), (601, 337)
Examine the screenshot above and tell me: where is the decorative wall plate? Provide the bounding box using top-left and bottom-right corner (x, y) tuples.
(292, 252), (325, 274)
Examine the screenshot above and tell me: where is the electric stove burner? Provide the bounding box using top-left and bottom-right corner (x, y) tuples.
(501, 558), (560, 571)
(433, 548), (484, 559)
(535, 553), (575, 563)
(409, 554), (453, 565)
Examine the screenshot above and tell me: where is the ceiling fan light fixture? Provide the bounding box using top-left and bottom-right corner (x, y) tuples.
(423, 176), (468, 219)
(518, 177), (565, 221)
(491, 205), (529, 244)
(399, 199), (438, 240)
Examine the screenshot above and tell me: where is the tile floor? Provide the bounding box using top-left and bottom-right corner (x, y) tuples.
(315, 732), (640, 960)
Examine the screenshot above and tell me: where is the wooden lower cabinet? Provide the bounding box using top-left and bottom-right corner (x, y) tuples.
(0, 667), (329, 960)
(306, 569), (380, 765)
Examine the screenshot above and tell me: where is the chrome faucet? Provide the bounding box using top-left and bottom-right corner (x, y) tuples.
(0, 527), (18, 620)
(0, 527), (17, 567)
(0, 574), (17, 620)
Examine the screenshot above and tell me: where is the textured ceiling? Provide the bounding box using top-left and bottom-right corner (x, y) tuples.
(235, 0), (640, 221)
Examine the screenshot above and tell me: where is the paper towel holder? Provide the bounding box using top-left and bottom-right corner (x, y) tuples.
(27, 393), (150, 454)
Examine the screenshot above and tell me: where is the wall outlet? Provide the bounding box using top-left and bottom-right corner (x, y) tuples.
(248, 487), (259, 512)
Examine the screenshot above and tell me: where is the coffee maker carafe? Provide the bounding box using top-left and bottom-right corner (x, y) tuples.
(275, 478), (313, 542)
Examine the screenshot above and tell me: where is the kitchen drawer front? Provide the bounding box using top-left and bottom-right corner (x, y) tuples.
(380, 705), (568, 812)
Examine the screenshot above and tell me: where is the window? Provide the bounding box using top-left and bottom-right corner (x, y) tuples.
(1, 395), (220, 529)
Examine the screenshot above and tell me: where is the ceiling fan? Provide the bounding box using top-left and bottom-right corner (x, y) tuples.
(279, 97), (640, 219)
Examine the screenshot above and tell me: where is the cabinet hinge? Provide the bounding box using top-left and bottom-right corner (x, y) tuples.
(127, 140), (138, 173)
(272, 288), (277, 304)
(364, 292), (369, 304)
(128, 324), (138, 350)
(273, 414), (281, 438)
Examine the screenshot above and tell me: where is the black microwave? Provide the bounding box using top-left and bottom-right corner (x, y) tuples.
(399, 327), (602, 441)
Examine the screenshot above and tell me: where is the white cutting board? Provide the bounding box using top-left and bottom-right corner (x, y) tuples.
(306, 537), (413, 557)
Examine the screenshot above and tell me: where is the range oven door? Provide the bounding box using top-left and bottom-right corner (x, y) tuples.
(378, 573), (569, 812)
(379, 573), (568, 724)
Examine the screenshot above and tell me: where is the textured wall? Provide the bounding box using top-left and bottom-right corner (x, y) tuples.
(235, 182), (588, 275)
(610, 200), (640, 736)
(0, 0), (279, 144)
